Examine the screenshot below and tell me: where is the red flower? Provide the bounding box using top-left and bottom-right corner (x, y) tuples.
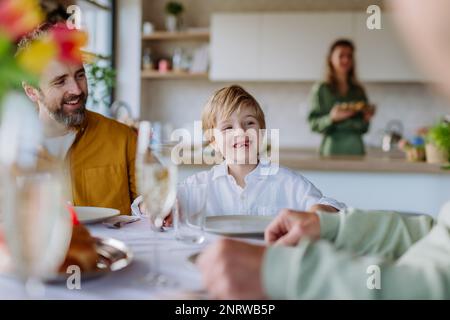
(50, 23), (88, 65)
(0, 0), (43, 41)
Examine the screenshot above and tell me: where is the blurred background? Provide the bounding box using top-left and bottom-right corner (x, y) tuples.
(41, 0), (450, 216)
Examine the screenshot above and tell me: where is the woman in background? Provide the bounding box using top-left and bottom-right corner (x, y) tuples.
(308, 39), (375, 156)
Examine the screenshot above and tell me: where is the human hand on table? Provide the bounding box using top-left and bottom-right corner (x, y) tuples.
(264, 209), (321, 246)
(138, 202), (173, 227)
(196, 238), (268, 299)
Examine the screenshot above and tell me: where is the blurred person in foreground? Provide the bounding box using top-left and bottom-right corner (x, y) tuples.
(197, 0), (450, 299)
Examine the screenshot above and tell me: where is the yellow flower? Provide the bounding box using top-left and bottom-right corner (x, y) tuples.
(17, 37), (58, 75)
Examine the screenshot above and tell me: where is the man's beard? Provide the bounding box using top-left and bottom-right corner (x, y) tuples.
(45, 93), (87, 128)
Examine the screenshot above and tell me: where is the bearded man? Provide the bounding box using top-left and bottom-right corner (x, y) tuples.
(20, 23), (137, 215)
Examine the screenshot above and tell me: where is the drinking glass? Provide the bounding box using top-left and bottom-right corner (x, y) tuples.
(2, 168), (72, 297)
(174, 183), (207, 244)
(0, 95), (72, 297)
(136, 121), (178, 286)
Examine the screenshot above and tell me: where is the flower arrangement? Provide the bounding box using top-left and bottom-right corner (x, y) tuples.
(0, 0), (87, 103)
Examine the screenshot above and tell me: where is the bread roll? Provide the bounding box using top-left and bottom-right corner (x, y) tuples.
(59, 224), (98, 273)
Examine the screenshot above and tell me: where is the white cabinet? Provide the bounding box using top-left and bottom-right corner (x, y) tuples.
(210, 12), (426, 82)
(210, 14), (262, 81)
(353, 13), (424, 82)
(260, 13), (353, 80)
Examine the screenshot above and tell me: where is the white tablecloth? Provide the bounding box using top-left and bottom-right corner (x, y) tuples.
(0, 219), (249, 299)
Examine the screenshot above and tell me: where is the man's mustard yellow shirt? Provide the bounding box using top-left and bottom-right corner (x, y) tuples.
(67, 110), (137, 214)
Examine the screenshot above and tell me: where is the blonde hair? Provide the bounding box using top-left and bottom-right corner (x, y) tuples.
(201, 85), (266, 142)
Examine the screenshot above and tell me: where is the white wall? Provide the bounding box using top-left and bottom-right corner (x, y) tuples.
(115, 0), (142, 118)
(141, 80), (450, 149)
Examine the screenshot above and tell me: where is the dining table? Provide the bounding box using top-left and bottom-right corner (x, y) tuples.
(0, 218), (264, 300)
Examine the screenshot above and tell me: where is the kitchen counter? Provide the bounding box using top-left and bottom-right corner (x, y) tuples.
(278, 148), (449, 175)
(178, 147), (449, 217)
(182, 147), (449, 175)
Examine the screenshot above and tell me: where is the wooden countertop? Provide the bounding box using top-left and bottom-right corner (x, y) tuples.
(278, 148), (449, 174)
(181, 147), (450, 175)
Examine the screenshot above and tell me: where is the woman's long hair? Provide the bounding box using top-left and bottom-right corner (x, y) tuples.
(325, 39), (361, 92)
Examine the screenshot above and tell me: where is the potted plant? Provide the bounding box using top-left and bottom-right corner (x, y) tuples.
(425, 119), (450, 164)
(86, 61), (116, 116)
(165, 1), (184, 32)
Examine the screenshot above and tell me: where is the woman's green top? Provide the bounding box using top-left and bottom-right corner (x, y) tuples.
(308, 82), (370, 156)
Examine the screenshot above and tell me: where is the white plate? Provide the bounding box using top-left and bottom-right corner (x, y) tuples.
(74, 206), (120, 224)
(204, 215), (273, 236)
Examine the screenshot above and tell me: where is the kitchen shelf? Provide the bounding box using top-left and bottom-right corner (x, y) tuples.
(78, 0), (111, 11)
(141, 70), (209, 79)
(142, 31), (210, 41)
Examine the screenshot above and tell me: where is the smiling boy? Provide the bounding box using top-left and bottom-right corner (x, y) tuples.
(182, 85), (345, 216)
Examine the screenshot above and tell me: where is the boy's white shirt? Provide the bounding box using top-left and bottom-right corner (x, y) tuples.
(179, 160), (346, 216)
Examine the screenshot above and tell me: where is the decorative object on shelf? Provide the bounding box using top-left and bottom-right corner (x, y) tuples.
(381, 119), (403, 153)
(142, 47), (153, 70)
(189, 44), (209, 74)
(158, 59), (170, 73)
(426, 119), (450, 164)
(142, 30), (209, 41)
(399, 137), (426, 162)
(172, 47), (184, 72)
(165, 1), (184, 32)
(86, 60), (116, 114)
(142, 21), (154, 35)
(141, 70), (207, 79)
(110, 100), (138, 132)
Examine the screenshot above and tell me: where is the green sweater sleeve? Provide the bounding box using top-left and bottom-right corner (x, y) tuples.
(308, 84), (334, 134)
(263, 235), (450, 299)
(308, 83), (372, 135)
(318, 208), (435, 260)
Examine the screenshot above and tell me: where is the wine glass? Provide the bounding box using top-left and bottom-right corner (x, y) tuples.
(136, 121), (178, 286)
(0, 95), (72, 297)
(2, 169), (72, 297)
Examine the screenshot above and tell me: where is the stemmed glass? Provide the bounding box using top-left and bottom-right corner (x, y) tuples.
(0, 96), (72, 297)
(2, 168), (71, 296)
(136, 121), (178, 286)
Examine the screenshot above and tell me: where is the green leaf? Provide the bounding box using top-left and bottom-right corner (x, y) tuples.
(427, 119), (450, 152)
(0, 35), (12, 58)
(86, 61), (116, 108)
(165, 1), (184, 15)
